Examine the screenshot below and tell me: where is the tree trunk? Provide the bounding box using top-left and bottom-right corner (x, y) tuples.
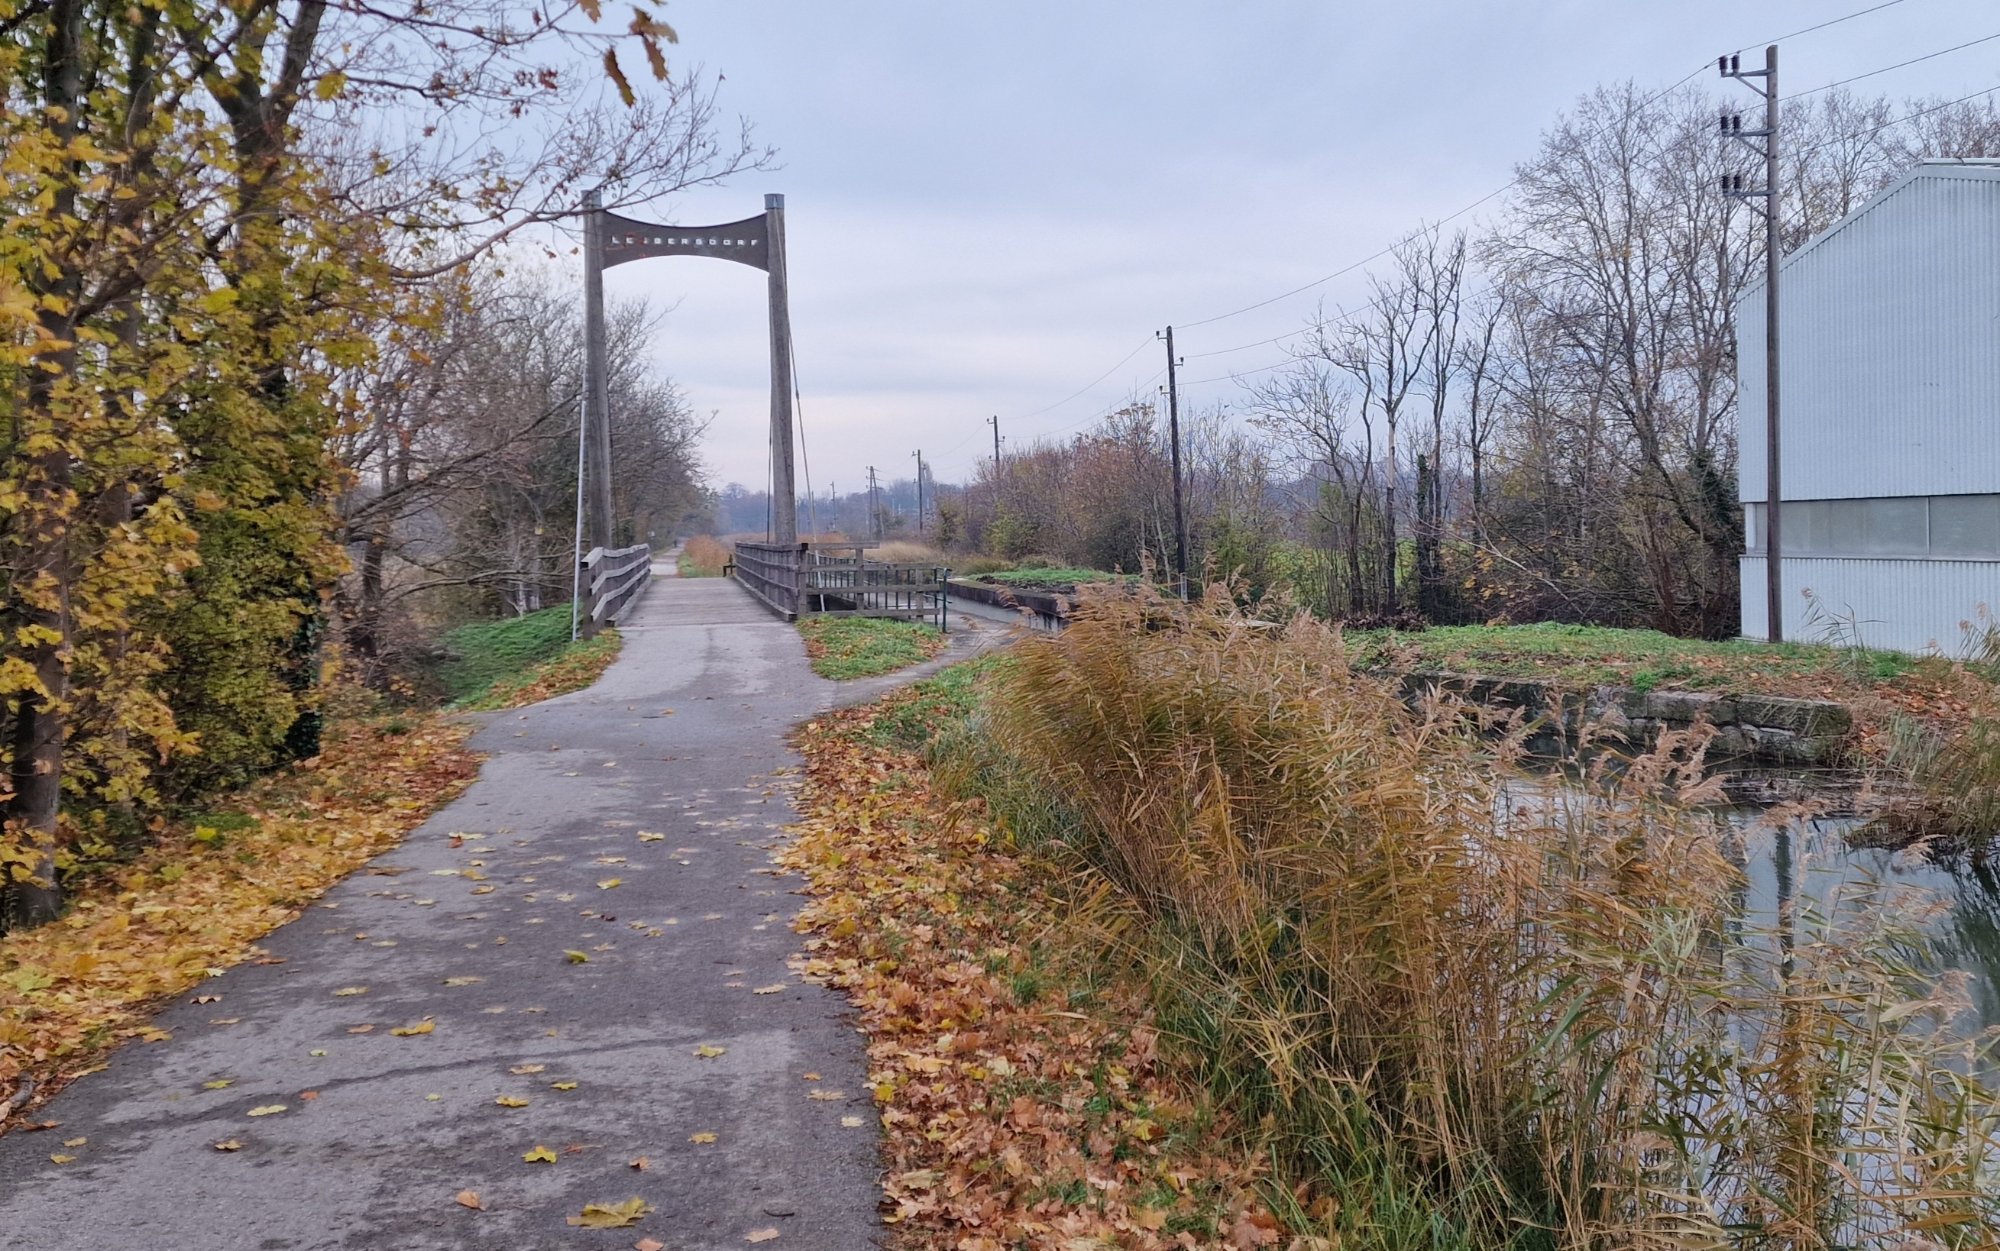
(5, 0), (86, 926)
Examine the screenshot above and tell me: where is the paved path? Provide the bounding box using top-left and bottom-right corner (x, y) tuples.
(0, 571), (1009, 1249)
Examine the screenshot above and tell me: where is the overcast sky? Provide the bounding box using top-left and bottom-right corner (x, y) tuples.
(594, 1), (1997, 495)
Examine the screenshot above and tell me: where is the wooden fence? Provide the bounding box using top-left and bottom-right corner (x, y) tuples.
(732, 541), (950, 629)
(579, 543), (652, 632)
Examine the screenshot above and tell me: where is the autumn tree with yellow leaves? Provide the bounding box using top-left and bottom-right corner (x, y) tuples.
(1, 0), (758, 927)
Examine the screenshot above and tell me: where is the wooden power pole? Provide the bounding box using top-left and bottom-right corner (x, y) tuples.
(1160, 326), (1188, 597)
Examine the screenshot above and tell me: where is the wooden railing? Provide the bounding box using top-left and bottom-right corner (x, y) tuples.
(580, 543), (653, 632)
(805, 551), (951, 630)
(733, 541), (805, 619)
(730, 541), (951, 629)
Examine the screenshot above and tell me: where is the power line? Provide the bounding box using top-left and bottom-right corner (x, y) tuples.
(1172, 0), (1919, 334)
(1741, 0), (1911, 52)
(1787, 27), (2000, 100)
(1017, 334), (1155, 420)
(991, 0), (1929, 458)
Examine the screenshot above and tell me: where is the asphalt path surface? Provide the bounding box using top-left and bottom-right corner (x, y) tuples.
(0, 567), (1010, 1250)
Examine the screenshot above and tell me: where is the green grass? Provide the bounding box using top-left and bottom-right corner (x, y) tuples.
(796, 616), (947, 680)
(865, 654), (1007, 749)
(976, 567), (1129, 591)
(1347, 621), (1917, 697)
(437, 604), (598, 705)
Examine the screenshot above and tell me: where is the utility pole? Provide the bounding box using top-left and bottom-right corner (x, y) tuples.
(1722, 45), (1782, 642)
(912, 449), (926, 536)
(1158, 326), (1188, 598)
(987, 415), (1002, 470)
(867, 466), (881, 542)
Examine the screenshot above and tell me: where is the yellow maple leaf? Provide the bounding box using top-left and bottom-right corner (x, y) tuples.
(390, 1020), (435, 1037)
(566, 1197), (652, 1228)
(523, 1145), (557, 1163)
(494, 1095), (530, 1108)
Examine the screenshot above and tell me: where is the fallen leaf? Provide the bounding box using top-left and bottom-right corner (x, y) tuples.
(551, 1081), (579, 1091)
(689, 1131), (717, 1144)
(202, 1079), (233, 1090)
(346, 1024), (374, 1034)
(693, 1044), (726, 1059)
(61, 1136), (86, 1147)
(332, 987), (368, 997)
(637, 832), (665, 842)
(752, 984), (785, 995)
(49, 1154), (75, 1165)
(807, 1089), (845, 1101)
(746, 1228), (780, 1243)
(247, 1105), (287, 1117)
(308, 1049), (327, 1057)
(137, 1027), (171, 1043)
(443, 976), (482, 987)
(840, 1115), (864, 1128)
(629, 1156), (652, 1171)
(597, 878), (623, 890)
(494, 1095), (530, 1108)
(564, 950), (590, 964)
(508, 1063), (546, 1075)
(635, 1240), (666, 1251)
(390, 1019), (435, 1037)
(567, 1197), (652, 1229)
(523, 1145), (558, 1163)
(455, 1189), (485, 1211)
(299, 1091), (320, 1102)
(193, 994), (221, 1004)
(213, 1139), (242, 1152)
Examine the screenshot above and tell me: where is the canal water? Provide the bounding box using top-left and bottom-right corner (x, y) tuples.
(1733, 812), (2000, 1033)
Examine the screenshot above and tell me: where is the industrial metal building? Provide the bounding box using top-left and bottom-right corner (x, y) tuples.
(1739, 158), (2000, 653)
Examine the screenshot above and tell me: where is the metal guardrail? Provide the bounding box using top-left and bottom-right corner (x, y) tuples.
(580, 543), (653, 631)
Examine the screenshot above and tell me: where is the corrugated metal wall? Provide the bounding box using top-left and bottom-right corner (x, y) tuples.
(1741, 555), (2000, 653)
(1738, 163), (2000, 503)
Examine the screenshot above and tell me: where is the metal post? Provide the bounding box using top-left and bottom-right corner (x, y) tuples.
(766, 193), (798, 546)
(582, 189), (615, 555)
(1721, 47), (1782, 642)
(1762, 45), (1783, 644)
(1162, 326), (1188, 597)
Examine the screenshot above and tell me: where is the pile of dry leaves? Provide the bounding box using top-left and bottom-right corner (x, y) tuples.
(0, 715), (479, 1121)
(783, 702), (1298, 1251)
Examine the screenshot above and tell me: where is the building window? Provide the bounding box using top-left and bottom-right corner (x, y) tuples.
(1745, 495), (2000, 560)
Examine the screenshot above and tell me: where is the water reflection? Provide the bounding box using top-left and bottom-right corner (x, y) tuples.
(1729, 811), (2000, 1033)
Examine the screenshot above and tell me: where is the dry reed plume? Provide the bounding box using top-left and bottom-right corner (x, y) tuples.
(677, 535), (730, 577)
(960, 582), (1999, 1250)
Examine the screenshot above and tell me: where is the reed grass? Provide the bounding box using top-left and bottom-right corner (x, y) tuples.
(677, 535), (730, 577)
(940, 583), (1999, 1250)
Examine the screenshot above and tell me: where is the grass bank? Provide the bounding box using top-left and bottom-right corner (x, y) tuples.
(796, 616), (945, 680)
(975, 566), (1129, 594)
(1349, 620), (1920, 697)
(873, 589), (2000, 1248)
(437, 604), (621, 710)
(0, 714), (480, 1122)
